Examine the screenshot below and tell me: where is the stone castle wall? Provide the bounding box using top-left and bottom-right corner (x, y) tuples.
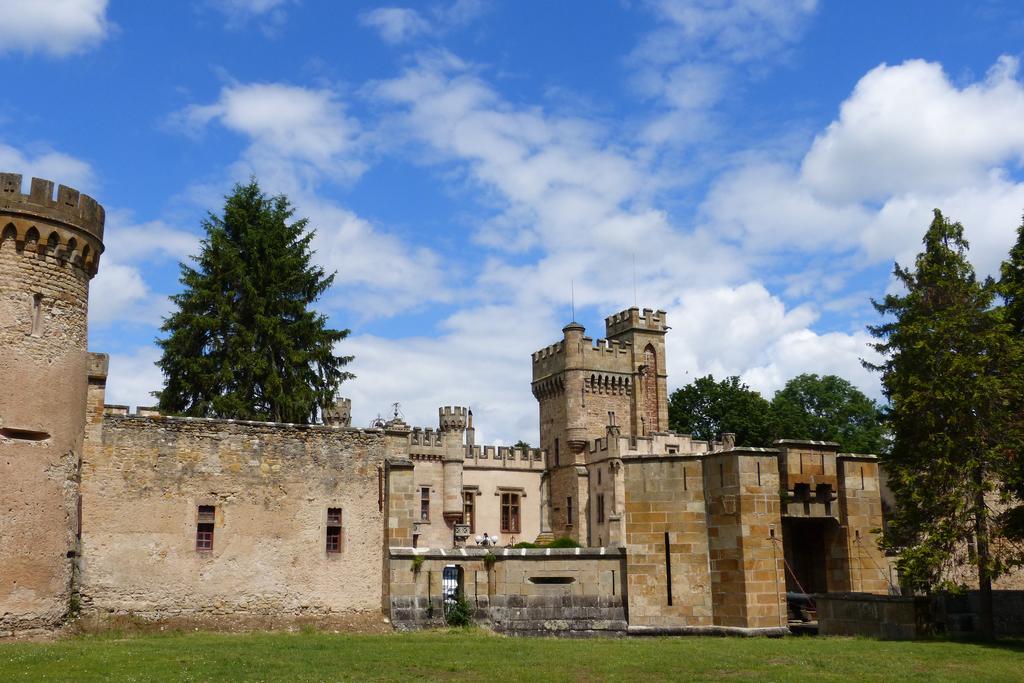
(80, 414), (392, 619)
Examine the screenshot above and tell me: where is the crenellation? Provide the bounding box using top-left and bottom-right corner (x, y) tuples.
(0, 173), (105, 244)
(604, 307), (668, 337)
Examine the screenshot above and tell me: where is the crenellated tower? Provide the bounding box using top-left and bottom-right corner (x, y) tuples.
(0, 173), (105, 631)
(604, 307), (669, 436)
(530, 307), (669, 541)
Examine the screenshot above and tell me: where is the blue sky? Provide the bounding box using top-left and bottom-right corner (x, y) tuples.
(4, 1), (1024, 444)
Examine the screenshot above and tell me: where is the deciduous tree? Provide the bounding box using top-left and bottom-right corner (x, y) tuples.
(769, 374), (887, 454)
(668, 375), (772, 446)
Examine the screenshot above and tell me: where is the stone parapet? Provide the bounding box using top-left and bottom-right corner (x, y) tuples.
(388, 547), (627, 635)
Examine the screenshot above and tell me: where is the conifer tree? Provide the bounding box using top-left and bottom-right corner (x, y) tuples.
(997, 215), (1024, 543)
(155, 180), (352, 424)
(867, 209), (1024, 639)
(999, 214), (1024, 335)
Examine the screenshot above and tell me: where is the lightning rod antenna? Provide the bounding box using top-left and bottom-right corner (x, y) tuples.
(632, 253), (637, 308)
(571, 279), (575, 322)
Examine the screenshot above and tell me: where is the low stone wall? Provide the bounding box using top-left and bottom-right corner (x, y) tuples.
(932, 590), (1024, 637)
(816, 593), (931, 640)
(389, 547), (628, 635)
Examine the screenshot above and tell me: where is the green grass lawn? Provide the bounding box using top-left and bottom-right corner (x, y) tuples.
(2, 629), (1022, 682)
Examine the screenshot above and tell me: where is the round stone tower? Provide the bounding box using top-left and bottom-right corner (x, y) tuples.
(0, 172), (104, 631)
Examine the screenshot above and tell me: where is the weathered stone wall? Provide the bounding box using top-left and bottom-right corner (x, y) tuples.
(817, 593), (931, 640)
(388, 547), (627, 635)
(80, 415), (391, 620)
(1, 174), (103, 633)
(622, 455), (713, 628)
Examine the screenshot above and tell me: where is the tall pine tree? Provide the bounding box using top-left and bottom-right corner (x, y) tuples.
(997, 215), (1024, 545)
(155, 180), (352, 424)
(867, 209), (1024, 639)
(999, 214), (1024, 335)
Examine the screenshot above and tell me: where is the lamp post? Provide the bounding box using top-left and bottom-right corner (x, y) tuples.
(474, 532), (500, 547)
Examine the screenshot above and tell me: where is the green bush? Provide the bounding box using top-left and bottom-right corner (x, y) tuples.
(444, 595), (473, 627)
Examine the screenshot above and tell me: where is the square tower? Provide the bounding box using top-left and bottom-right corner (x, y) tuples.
(530, 307), (669, 541)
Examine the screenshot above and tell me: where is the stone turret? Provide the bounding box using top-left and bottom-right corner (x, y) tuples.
(0, 173), (105, 631)
(323, 398), (352, 427)
(438, 406), (467, 523)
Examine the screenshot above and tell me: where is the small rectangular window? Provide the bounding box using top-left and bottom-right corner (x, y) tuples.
(462, 490), (475, 533)
(567, 496), (574, 527)
(597, 493), (605, 523)
(31, 293), (43, 336)
(554, 438), (560, 466)
(196, 505), (215, 552)
(420, 487), (430, 522)
(597, 468), (602, 486)
(326, 507), (342, 553)
(501, 492), (520, 534)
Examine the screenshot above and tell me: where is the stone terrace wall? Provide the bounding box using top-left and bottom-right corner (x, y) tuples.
(389, 547), (627, 635)
(80, 415), (392, 620)
(817, 593), (931, 640)
(933, 590), (1024, 637)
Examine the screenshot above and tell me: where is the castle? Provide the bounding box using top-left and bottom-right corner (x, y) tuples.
(1, 174), (892, 636)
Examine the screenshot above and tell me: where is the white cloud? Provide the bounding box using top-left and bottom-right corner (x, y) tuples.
(208, 0), (294, 30)
(360, 7), (431, 44)
(174, 80), (450, 315)
(180, 82), (364, 183)
(0, 0), (111, 57)
(664, 282), (880, 400)
(0, 144), (94, 192)
(343, 303), (556, 444)
(104, 346), (165, 409)
(637, 0), (818, 65)
(802, 56), (1024, 203)
(304, 201), (452, 313)
(103, 210), (200, 262)
(631, 0), (817, 146)
(89, 261), (162, 326)
(695, 56), (1024, 281)
(700, 161), (872, 253)
(862, 172), (1024, 278)
(359, 2), (489, 45)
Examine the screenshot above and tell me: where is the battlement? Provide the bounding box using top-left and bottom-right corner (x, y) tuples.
(586, 430), (723, 462)
(585, 337), (631, 355)
(531, 340), (564, 363)
(0, 173), (105, 243)
(466, 444), (545, 469)
(605, 307), (667, 337)
(438, 406), (468, 432)
(323, 398), (352, 427)
(410, 427), (444, 448)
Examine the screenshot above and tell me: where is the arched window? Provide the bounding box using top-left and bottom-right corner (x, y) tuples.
(642, 344), (659, 432)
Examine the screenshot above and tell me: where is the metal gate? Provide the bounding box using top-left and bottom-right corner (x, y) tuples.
(442, 564), (462, 616)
